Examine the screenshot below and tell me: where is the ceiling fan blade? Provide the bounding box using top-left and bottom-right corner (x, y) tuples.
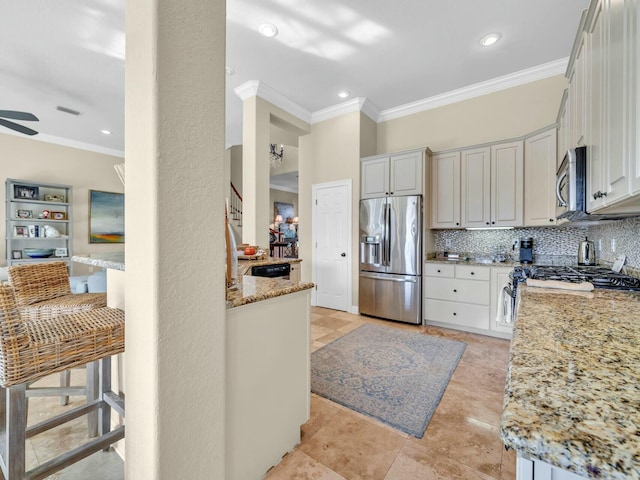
(0, 110), (39, 122)
(0, 118), (39, 136)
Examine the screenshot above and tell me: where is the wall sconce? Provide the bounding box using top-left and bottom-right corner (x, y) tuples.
(270, 144), (284, 168)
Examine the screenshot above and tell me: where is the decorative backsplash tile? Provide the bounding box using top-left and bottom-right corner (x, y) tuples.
(434, 226), (589, 259)
(587, 217), (640, 269)
(432, 217), (640, 268)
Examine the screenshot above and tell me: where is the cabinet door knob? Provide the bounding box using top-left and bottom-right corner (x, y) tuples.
(491, 221), (495, 224)
(453, 289), (457, 293)
(341, 252), (346, 257)
(486, 222), (490, 225)
(549, 218), (554, 222)
(470, 272), (475, 275)
(456, 222), (460, 226)
(453, 312), (457, 316)
(437, 269), (441, 273)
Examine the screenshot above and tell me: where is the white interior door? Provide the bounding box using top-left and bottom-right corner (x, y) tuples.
(312, 180), (351, 312)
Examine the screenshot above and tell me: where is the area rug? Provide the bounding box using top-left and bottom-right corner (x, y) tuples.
(311, 323), (466, 438)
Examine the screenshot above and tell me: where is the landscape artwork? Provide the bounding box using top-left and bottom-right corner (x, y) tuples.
(89, 190), (124, 243)
(274, 202), (294, 223)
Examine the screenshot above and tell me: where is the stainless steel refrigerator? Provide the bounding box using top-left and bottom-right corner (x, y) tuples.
(359, 195), (422, 324)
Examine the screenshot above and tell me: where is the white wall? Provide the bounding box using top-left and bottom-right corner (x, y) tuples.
(0, 133), (124, 273)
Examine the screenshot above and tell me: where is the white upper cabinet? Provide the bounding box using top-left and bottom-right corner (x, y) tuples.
(431, 151), (461, 228)
(557, 90), (569, 170)
(361, 149), (424, 199)
(361, 157), (389, 198)
(524, 128), (558, 226)
(460, 147), (491, 228)
(582, 0), (640, 213)
(491, 141), (524, 227)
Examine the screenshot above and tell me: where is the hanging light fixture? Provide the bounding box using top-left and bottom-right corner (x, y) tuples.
(270, 144), (284, 168)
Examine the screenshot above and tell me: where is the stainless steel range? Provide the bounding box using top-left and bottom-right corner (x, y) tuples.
(528, 265), (640, 290)
(500, 265), (640, 325)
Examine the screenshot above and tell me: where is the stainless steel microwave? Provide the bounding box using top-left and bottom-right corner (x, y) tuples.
(556, 146), (587, 222)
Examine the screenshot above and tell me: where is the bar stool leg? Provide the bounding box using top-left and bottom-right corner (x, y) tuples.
(5, 384), (27, 479)
(59, 370), (71, 406)
(99, 356), (112, 451)
(86, 362), (99, 438)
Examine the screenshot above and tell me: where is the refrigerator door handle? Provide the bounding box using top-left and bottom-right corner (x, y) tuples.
(385, 203), (391, 266)
(359, 272), (418, 283)
(382, 203), (388, 266)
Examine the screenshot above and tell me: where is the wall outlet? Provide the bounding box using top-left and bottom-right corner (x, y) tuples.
(88, 266), (94, 273)
(444, 239), (452, 249)
(611, 238), (616, 253)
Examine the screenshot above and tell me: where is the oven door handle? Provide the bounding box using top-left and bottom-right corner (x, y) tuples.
(556, 171), (568, 207)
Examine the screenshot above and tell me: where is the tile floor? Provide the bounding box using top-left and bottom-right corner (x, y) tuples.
(265, 307), (516, 480)
(23, 306), (514, 480)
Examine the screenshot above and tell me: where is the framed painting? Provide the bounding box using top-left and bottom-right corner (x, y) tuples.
(89, 190), (125, 243)
(274, 202), (294, 223)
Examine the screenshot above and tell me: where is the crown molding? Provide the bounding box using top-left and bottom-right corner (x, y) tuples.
(234, 80), (312, 123)
(235, 58), (568, 130)
(377, 57), (569, 123)
(310, 97), (380, 124)
(269, 183), (299, 194)
(0, 129), (124, 158)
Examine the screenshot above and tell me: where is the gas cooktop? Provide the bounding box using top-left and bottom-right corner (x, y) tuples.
(528, 265), (640, 291)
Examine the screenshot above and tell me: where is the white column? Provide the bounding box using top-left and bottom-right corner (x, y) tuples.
(125, 0), (226, 478)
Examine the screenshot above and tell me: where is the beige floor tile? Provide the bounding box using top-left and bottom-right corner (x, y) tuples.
(301, 394), (342, 442)
(312, 341), (326, 352)
(312, 316), (353, 331)
(436, 382), (504, 427)
(385, 440), (497, 480)
(300, 409), (406, 480)
(265, 450), (347, 480)
(410, 412), (504, 479)
(311, 324), (334, 341)
(500, 446), (517, 480)
(315, 330), (350, 344)
(311, 306), (341, 316)
(328, 310), (363, 322)
(449, 358), (508, 394)
(421, 325), (470, 342)
(338, 321), (366, 333)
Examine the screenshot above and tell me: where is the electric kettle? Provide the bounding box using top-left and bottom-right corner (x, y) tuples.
(578, 237), (595, 266)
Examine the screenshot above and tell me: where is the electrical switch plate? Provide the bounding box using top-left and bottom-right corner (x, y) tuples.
(598, 239), (602, 252)
(612, 255), (626, 273)
(445, 239), (452, 249)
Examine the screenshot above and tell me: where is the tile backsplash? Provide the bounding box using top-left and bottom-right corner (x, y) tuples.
(433, 218), (640, 268)
(434, 226), (589, 260)
(587, 217), (640, 268)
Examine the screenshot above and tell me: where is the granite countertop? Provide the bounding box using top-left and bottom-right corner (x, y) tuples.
(72, 252), (124, 271)
(501, 285), (640, 479)
(238, 256), (301, 275)
(425, 258), (520, 268)
(226, 275), (313, 308)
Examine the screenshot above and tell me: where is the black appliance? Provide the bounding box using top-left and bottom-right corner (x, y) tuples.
(251, 263), (290, 278)
(519, 238), (533, 264)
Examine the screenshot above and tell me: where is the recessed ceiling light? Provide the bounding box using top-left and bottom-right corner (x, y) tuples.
(100, 129), (112, 135)
(337, 90), (350, 99)
(225, 66), (235, 76)
(479, 33), (501, 47)
(259, 24), (278, 38)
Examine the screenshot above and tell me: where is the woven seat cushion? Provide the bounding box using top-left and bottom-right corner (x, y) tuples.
(8, 261), (74, 307)
(17, 292), (107, 322)
(0, 285), (124, 387)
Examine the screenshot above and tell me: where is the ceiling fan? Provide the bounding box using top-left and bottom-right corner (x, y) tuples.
(0, 110), (39, 136)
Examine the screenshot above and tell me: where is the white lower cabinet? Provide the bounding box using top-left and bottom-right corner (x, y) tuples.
(517, 454), (587, 480)
(490, 266), (514, 335)
(424, 263), (512, 338)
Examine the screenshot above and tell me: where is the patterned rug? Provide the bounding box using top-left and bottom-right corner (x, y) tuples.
(311, 323), (466, 438)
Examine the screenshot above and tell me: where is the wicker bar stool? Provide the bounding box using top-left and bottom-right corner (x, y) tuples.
(0, 284), (125, 480)
(7, 262), (107, 414)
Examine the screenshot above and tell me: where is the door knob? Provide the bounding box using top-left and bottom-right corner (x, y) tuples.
(341, 253), (346, 257)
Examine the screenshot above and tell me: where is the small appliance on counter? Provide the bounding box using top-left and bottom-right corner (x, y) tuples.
(578, 237), (595, 266)
(519, 238), (533, 264)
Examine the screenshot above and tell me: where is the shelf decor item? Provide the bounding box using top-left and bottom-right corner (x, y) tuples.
(14, 185), (39, 199)
(44, 193), (66, 202)
(89, 190), (124, 243)
(51, 211), (66, 220)
(13, 226), (28, 237)
(12, 250), (21, 259)
(16, 209), (32, 219)
(54, 247), (68, 257)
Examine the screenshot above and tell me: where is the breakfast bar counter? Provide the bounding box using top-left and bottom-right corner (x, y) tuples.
(501, 285), (640, 479)
(226, 274), (313, 308)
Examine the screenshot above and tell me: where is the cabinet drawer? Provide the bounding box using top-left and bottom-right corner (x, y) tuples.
(455, 265), (490, 281)
(424, 299), (490, 330)
(424, 277), (490, 305)
(424, 263), (455, 278)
